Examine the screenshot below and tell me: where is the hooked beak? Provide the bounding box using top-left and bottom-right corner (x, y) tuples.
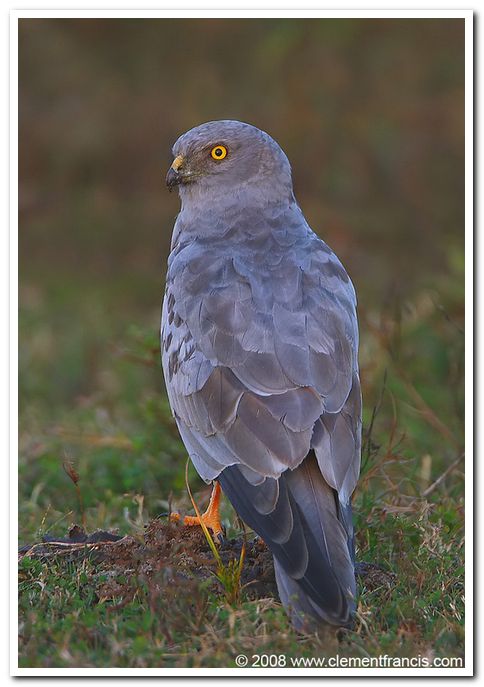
(166, 155), (184, 190)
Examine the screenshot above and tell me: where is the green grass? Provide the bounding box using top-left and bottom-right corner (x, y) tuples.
(18, 253), (465, 669)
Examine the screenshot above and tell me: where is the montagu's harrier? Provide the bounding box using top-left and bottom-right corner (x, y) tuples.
(162, 120), (361, 629)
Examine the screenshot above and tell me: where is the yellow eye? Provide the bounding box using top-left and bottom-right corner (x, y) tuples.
(210, 145), (228, 161)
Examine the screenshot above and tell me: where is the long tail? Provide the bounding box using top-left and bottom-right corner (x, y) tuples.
(218, 452), (356, 629)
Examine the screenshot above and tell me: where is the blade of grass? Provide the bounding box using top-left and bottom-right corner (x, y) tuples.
(184, 459), (222, 567)
(184, 459), (245, 605)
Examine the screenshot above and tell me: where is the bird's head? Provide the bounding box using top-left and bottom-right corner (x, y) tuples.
(166, 120), (293, 206)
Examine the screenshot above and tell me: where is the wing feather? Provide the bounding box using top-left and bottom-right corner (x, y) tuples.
(162, 222), (360, 493)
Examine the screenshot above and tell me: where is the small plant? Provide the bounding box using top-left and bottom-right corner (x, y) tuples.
(184, 460), (246, 606)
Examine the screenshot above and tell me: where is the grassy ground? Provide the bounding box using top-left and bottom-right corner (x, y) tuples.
(18, 254), (465, 669)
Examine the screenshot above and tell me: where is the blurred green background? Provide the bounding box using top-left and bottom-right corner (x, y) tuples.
(19, 17), (464, 532)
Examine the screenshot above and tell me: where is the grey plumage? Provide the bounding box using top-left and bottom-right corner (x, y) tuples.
(161, 120), (361, 629)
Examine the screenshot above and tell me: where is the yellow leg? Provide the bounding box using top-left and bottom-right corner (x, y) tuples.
(170, 482), (223, 537)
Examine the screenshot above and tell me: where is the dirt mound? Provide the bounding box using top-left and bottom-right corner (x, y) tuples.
(19, 521), (394, 607)
(19, 520), (278, 604)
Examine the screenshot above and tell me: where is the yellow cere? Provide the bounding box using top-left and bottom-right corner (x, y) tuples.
(171, 155), (184, 171)
(210, 145), (228, 160)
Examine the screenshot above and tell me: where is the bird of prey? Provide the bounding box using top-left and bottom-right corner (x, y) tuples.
(162, 120), (361, 629)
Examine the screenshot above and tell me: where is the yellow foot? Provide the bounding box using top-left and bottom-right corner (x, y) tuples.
(170, 482), (223, 537)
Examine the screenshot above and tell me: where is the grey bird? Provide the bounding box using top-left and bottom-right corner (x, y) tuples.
(161, 120), (361, 629)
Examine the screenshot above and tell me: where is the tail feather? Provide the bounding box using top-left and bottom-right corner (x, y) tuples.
(218, 452), (356, 628)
